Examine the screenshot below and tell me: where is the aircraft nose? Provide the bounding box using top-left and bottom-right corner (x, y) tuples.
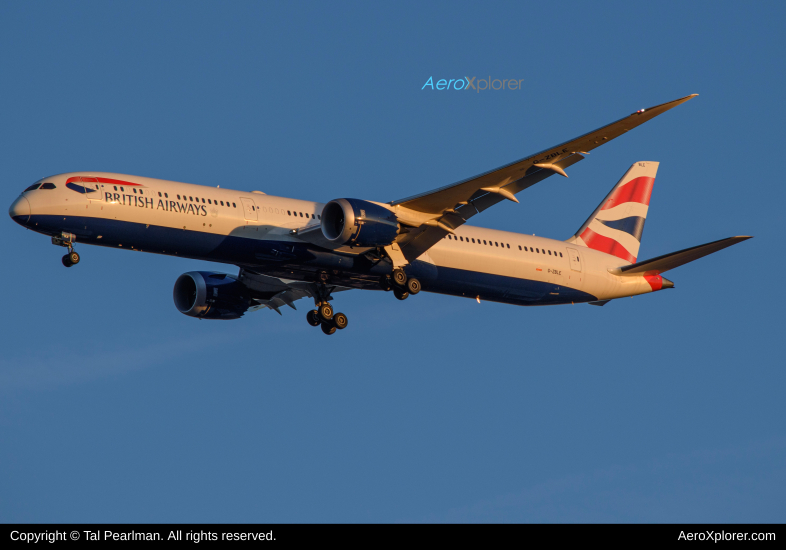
(9, 195), (30, 225)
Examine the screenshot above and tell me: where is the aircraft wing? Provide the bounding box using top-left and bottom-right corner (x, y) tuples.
(237, 268), (350, 314)
(388, 94), (698, 262)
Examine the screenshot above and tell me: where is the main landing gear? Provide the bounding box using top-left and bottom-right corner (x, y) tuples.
(307, 274), (349, 336)
(52, 232), (80, 268)
(380, 268), (420, 301)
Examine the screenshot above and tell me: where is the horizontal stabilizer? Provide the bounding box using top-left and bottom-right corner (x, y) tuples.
(612, 236), (752, 276)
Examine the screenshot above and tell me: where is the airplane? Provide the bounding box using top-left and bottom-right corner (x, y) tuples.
(8, 94), (751, 335)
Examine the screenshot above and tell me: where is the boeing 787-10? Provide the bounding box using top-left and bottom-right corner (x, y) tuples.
(9, 94), (750, 334)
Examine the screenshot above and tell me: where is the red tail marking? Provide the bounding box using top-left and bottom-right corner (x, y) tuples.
(644, 274), (663, 291)
(600, 176), (655, 210)
(580, 227), (636, 263)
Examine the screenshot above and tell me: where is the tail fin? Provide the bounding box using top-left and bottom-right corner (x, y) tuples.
(566, 161), (658, 264)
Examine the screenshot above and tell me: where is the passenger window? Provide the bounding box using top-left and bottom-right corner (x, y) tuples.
(288, 210), (291, 215)
(312, 214), (315, 219)
(201, 198), (205, 203)
(189, 196), (193, 201)
(318, 215), (321, 220)
(133, 188), (137, 194)
(507, 244), (510, 248)
(40, 183), (56, 190)
(299, 212), (303, 217)
(495, 242), (498, 247)
(115, 186), (119, 191)
(459, 236), (463, 241)
(220, 201), (224, 206)
(548, 250), (552, 255)
(536, 248), (539, 253)
(165, 193), (168, 198)
(158, 192), (162, 197)
(559, 252), (563, 257)
(208, 199), (211, 204)
(120, 187), (125, 192)
(232, 202), (236, 207)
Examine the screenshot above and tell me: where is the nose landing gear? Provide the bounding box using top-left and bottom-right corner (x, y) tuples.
(61, 251), (80, 268)
(53, 232), (80, 268)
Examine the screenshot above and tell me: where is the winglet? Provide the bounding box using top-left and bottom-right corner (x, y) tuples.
(631, 93), (698, 117)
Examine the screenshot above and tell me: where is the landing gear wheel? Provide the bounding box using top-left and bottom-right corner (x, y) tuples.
(68, 251), (80, 265)
(318, 302), (334, 321)
(393, 269), (407, 286)
(333, 312), (348, 330)
(393, 288), (409, 301)
(406, 277), (421, 295)
(307, 310), (321, 327)
(318, 271), (330, 283)
(61, 254), (73, 268)
(321, 322), (337, 335)
(379, 275), (392, 291)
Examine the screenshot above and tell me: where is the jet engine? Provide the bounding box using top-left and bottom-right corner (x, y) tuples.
(173, 271), (255, 320)
(321, 198), (400, 247)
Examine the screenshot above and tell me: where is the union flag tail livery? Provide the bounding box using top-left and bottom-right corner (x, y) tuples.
(567, 161), (658, 264)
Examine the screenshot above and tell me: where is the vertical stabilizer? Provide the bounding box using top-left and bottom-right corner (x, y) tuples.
(566, 161), (658, 264)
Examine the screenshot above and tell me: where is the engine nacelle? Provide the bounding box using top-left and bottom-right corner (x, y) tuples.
(173, 271), (254, 320)
(321, 198), (400, 248)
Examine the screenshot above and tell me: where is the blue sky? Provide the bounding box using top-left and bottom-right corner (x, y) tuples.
(1, 1), (784, 522)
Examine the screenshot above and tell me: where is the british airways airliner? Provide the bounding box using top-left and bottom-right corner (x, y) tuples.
(8, 95), (750, 334)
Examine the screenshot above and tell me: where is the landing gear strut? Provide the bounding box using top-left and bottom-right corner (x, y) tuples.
(307, 280), (348, 335)
(53, 232), (80, 268)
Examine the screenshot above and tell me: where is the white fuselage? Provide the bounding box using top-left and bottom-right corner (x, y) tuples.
(10, 172), (660, 305)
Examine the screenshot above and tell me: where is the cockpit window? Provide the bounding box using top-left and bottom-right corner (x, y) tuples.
(24, 183), (41, 192)
(40, 183), (56, 190)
